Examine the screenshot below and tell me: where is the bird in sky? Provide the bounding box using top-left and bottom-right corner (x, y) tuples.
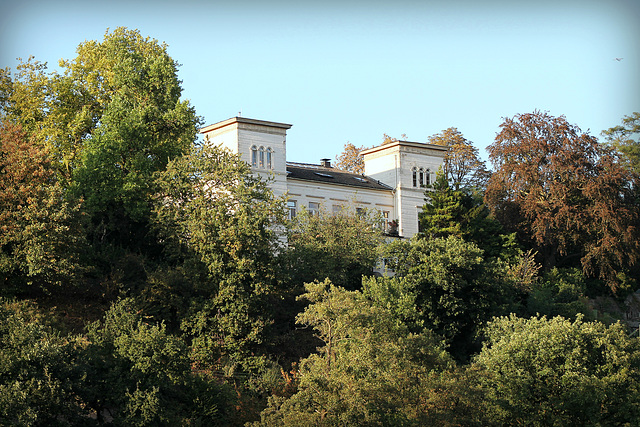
(615, 57), (623, 61)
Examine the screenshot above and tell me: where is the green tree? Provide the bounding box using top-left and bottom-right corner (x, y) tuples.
(0, 121), (84, 293)
(253, 280), (487, 426)
(154, 144), (286, 376)
(428, 127), (490, 191)
(0, 299), (84, 426)
(3, 28), (196, 242)
(475, 314), (640, 426)
(0, 297), (235, 426)
(419, 171), (464, 239)
(0, 57), (88, 174)
(1, 28), (202, 295)
(485, 111), (640, 292)
(382, 236), (515, 360)
(0, 58), (57, 146)
(264, 206), (384, 373)
(602, 112), (640, 175)
(69, 28), (201, 251)
(76, 298), (234, 425)
(525, 267), (594, 320)
(283, 205), (385, 291)
(419, 170), (518, 260)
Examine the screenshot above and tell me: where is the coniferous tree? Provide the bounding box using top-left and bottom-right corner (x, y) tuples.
(419, 171), (464, 239)
(419, 171), (516, 260)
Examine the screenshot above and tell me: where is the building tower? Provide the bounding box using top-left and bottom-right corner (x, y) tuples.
(361, 141), (447, 237)
(199, 117), (292, 198)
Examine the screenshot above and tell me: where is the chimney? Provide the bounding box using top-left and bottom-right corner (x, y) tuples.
(321, 158), (331, 168)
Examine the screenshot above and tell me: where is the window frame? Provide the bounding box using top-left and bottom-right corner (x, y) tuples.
(309, 201), (320, 216)
(251, 146), (258, 167)
(266, 147), (273, 169)
(287, 200), (297, 219)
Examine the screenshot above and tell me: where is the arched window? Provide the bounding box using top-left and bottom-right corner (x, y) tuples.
(419, 168), (425, 187)
(266, 147), (273, 169)
(425, 169), (431, 186)
(412, 167), (417, 187)
(251, 146), (258, 167)
(259, 146), (265, 168)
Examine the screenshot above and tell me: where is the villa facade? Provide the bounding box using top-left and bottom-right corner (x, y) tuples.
(200, 117), (447, 239)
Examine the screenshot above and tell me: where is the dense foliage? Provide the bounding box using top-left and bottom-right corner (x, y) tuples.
(382, 236), (518, 360)
(252, 280), (465, 426)
(475, 314), (640, 425)
(0, 122), (84, 292)
(154, 143), (287, 379)
(283, 205), (384, 291)
(2, 29), (639, 425)
(486, 111), (640, 292)
(602, 111), (640, 175)
(428, 127), (490, 191)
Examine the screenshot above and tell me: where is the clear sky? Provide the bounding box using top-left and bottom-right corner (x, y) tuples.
(1, 0), (638, 165)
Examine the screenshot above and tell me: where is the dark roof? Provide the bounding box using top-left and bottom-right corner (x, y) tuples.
(286, 163), (393, 191)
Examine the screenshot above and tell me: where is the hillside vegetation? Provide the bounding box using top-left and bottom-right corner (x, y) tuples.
(1, 28), (640, 426)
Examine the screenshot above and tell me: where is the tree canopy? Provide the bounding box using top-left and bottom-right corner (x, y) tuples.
(69, 28), (201, 235)
(0, 28), (201, 257)
(602, 112), (640, 175)
(253, 280), (469, 426)
(0, 121), (84, 291)
(283, 205), (384, 291)
(428, 127), (490, 191)
(154, 144), (287, 374)
(382, 236), (517, 360)
(419, 170), (517, 261)
(334, 142), (368, 174)
(3, 27), (640, 426)
(475, 314), (640, 426)
(485, 111), (640, 292)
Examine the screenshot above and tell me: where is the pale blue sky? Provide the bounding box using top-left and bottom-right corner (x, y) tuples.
(1, 0), (638, 165)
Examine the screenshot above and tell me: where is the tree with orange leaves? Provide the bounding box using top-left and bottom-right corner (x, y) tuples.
(334, 142), (368, 174)
(428, 127), (490, 191)
(485, 111), (640, 293)
(0, 122), (84, 291)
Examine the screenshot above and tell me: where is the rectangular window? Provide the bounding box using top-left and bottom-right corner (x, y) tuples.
(309, 202), (320, 216)
(382, 210), (389, 231)
(356, 207), (365, 218)
(287, 200), (297, 219)
(332, 204), (342, 215)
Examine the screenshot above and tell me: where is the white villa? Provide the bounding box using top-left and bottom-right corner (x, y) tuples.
(200, 117), (447, 239)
